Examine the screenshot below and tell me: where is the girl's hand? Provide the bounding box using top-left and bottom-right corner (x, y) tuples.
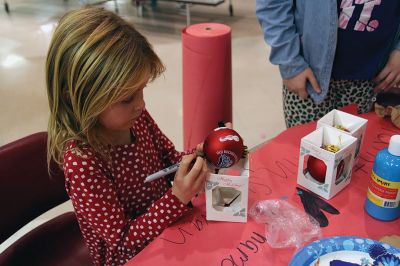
(172, 153), (208, 205)
(224, 122), (233, 129)
(373, 49), (400, 92)
(283, 68), (321, 99)
(195, 143), (204, 157)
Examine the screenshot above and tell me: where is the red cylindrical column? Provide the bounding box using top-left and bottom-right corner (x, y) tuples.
(182, 23), (232, 150)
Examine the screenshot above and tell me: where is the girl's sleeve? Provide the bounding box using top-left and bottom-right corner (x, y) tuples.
(255, 0), (308, 79)
(64, 150), (191, 257)
(143, 109), (194, 165)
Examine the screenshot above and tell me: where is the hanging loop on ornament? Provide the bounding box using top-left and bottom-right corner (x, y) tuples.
(323, 144), (340, 153)
(334, 125), (349, 132)
(322, 136), (342, 153)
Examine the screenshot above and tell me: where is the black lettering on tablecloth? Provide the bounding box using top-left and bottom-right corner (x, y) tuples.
(220, 232), (267, 266)
(159, 227), (193, 245)
(159, 214), (208, 245)
(248, 181), (272, 195)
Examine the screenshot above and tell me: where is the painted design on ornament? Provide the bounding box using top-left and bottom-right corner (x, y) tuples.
(217, 153), (234, 168)
(219, 135), (240, 142)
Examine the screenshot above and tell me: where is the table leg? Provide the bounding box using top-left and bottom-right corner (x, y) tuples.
(4, 0), (9, 13)
(151, 0), (157, 10)
(185, 3), (191, 26)
(114, 0), (119, 13)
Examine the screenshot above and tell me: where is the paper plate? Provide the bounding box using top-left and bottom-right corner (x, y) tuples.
(289, 236), (400, 266)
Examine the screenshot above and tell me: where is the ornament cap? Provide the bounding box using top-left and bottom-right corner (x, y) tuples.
(388, 135), (400, 156)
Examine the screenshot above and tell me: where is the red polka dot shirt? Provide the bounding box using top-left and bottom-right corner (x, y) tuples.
(63, 110), (191, 266)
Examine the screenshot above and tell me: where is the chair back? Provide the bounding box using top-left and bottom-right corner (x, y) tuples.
(0, 212), (92, 266)
(0, 132), (68, 243)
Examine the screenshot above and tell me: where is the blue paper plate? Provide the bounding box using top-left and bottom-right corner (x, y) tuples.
(289, 236), (400, 266)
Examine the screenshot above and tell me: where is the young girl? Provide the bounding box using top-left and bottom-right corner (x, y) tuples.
(46, 7), (208, 266)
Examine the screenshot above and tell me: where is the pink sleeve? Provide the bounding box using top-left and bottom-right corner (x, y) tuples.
(63, 150), (191, 256)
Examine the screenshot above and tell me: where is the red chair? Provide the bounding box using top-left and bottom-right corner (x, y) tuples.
(0, 132), (92, 266)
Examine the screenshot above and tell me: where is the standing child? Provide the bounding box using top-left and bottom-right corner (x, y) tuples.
(46, 7), (208, 266)
(256, 0), (400, 127)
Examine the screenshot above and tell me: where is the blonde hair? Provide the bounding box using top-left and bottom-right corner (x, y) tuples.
(46, 7), (165, 168)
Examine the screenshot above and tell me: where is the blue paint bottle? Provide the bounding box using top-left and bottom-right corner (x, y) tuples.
(364, 135), (400, 221)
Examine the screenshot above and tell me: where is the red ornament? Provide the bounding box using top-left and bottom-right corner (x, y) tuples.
(203, 127), (244, 168)
(307, 156), (345, 183)
(307, 156), (327, 183)
(336, 160), (345, 181)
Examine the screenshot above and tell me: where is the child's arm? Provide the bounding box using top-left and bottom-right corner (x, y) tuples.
(64, 149), (192, 256)
(255, 0), (308, 79)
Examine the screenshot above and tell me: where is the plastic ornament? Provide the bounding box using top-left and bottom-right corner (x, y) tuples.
(307, 156), (345, 183)
(203, 127), (244, 168)
(307, 156), (327, 183)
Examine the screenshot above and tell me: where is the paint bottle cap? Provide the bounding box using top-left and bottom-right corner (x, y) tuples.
(388, 135), (400, 156)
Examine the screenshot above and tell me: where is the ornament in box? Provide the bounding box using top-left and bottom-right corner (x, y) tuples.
(205, 158), (249, 222)
(297, 126), (357, 200)
(203, 127), (249, 222)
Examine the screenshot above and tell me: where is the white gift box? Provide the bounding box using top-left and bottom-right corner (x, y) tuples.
(317, 109), (367, 159)
(297, 126), (357, 200)
(205, 158), (249, 223)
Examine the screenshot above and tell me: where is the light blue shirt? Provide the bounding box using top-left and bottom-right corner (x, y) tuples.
(256, 0), (400, 104)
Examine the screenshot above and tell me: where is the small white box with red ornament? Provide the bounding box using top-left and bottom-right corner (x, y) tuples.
(205, 158), (249, 223)
(297, 126), (357, 200)
(317, 109), (367, 159)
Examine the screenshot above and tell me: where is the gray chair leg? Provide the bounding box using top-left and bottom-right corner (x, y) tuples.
(228, 0), (233, 16)
(114, 0), (119, 13)
(136, 1), (143, 16)
(185, 3), (190, 26)
(4, 0), (10, 13)
(150, 0), (156, 10)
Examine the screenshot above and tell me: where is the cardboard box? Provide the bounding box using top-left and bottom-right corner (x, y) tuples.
(297, 126), (357, 200)
(205, 158), (249, 222)
(317, 109), (367, 159)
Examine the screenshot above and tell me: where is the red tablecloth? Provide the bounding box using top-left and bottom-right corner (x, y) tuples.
(126, 111), (399, 266)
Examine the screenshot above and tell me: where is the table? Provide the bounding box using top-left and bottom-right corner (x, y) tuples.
(126, 110), (400, 266)
(170, 0), (232, 26)
(135, 0), (232, 25)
